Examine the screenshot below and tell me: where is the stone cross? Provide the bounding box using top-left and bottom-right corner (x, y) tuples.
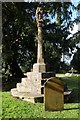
(36, 7), (44, 63)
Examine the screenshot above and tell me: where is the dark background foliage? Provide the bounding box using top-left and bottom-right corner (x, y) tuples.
(2, 2), (80, 79)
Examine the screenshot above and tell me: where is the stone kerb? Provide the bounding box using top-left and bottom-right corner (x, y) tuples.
(44, 77), (64, 111)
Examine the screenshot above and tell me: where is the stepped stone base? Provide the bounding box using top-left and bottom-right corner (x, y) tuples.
(11, 62), (55, 103)
(11, 88), (44, 103)
(11, 88), (73, 104)
(11, 72), (55, 103)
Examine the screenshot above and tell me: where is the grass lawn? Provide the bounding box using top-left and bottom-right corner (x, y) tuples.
(1, 75), (80, 119)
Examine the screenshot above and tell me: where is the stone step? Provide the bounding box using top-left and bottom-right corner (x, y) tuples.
(27, 72), (55, 80)
(21, 77), (47, 87)
(22, 77), (48, 86)
(11, 88), (44, 103)
(21, 77), (28, 86)
(17, 83), (31, 93)
(33, 63), (46, 73)
(17, 82), (41, 94)
(11, 87), (73, 103)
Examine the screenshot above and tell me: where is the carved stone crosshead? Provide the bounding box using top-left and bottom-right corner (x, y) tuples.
(36, 7), (43, 27)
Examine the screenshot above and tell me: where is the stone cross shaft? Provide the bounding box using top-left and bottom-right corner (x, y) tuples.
(36, 7), (44, 63)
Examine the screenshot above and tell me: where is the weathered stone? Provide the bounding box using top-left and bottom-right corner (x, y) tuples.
(11, 69), (55, 100)
(16, 71), (55, 95)
(21, 77), (28, 86)
(17, 77), (41, 94)
(36, 7), (44, 64)
(26, 72), (55, 81)
(11, 88), (44, 103)
(44, 77), (64, 111)
(33, 63), (46, 73)
(17, 83), (32, 93)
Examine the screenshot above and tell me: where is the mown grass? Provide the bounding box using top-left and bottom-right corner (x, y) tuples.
(1, 75), (80, 119)
(61, 75), (79, 88)
(1, 92), (79, 118)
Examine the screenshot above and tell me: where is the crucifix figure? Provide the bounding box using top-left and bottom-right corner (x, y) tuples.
(36, 7), (44, 63)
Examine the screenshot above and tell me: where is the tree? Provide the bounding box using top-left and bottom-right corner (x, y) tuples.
(2, 2), (77, 77)
(70, 2), (80, 73)
(71, 48), (80, 73)
(2, 2), (37, 77)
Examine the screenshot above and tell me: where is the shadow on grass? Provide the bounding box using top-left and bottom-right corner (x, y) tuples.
(64, 106), (80, 111)
(65, 89), (80, 104)
(61, 76), (80, 104)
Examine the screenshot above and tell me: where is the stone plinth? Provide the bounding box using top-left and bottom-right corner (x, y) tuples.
(33, 63), (46, 73)
(44, 77), (64, 111)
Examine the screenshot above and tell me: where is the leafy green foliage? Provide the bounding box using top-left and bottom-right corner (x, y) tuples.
(70, 3), (80, 73)
(77, 2), (80, 10)
(2, 3), (37, 74)
(1, 92), (79, 118)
